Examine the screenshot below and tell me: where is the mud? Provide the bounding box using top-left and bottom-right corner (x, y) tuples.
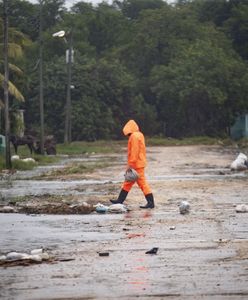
(0, 145), (248, 300)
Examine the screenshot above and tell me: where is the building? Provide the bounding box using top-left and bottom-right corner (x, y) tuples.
(230, 114), (248, 140)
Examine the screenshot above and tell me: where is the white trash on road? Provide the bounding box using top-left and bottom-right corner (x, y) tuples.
(179, 200), (190, 214)
(230, 153), (248, 171)
(0, 249), (50, 263)
(235, 204), (248, 213)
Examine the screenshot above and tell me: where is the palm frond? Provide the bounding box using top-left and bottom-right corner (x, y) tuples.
(8, 43), (23, 58)
(8, 63), (23, 76)
(0, 74), (25, 102)
(9, 28), (31, 47)
(0, 43), (23, 59)
(0, 60), (23, 76)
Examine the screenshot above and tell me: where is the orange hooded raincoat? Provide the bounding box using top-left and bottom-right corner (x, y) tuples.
(122, 120), (152, 196)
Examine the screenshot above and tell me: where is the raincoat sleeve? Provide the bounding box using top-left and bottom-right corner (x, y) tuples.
(128, 134), (140, 167)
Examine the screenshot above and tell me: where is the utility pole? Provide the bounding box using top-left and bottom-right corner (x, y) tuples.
(3, 0), (11, 168)
(39, 0), (44, 154)
(64, 31), (72, 144)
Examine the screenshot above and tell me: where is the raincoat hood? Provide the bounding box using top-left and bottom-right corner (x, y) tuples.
(123, 120), (139, 136)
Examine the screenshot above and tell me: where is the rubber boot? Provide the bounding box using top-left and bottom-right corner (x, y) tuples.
(140, 193), (155, 209)
(110, 189), (128, 204)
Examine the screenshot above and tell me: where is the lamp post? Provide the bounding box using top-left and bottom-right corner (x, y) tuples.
(39, 0), (44, 154)
(3, 0), (11, 168)
(52, 30), (73, 144)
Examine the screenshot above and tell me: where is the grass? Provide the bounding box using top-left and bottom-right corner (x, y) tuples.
(147, 136), (234, 146)
(0, 140), (119, 171)
(11, 159), (37, 170)
(8, 194), (65, 205)
(57, 140), (123, 155)
(0, 146), (60, 171)
(236, 138), (248, 149)
(49, 161), (111, 176)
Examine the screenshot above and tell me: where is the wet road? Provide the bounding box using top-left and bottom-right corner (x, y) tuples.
(0, 146), (248, 299)
(1, 207), (247, 300)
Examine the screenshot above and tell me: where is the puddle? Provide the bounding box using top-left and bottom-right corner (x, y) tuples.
(0, 213), (124, 253)
(0, 179), (119, 198)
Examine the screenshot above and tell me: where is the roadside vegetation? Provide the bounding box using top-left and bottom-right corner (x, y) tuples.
(46, 161), (112, 178)
(146, 136), (235, 146)
(57, 140), (124, 155)
(1, 0), (248, 143)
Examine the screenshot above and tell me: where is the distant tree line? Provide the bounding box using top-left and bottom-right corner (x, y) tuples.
(1, 0), (248, 141)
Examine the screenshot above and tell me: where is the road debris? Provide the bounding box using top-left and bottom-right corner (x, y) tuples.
(145, 247), (158, 255)
(179, 200), (190, 214)
(0, 206), (17, 213)
(95, 203), (109, 213)
(0, 248), (50, 267)
(108, 204), (128, 213)
(95, 203), (128, 214)
(127, 233), (146, 239)
(235, 204), (248, 213)
(11, 155), (20, 161)
(98, 252), (109, 257)
(230, 153), (248, 171)
(11, 155), (36, 164)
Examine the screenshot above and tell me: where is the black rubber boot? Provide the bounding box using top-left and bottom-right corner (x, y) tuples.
(140, 193), (155, 209)
(110, 189), (128, 204)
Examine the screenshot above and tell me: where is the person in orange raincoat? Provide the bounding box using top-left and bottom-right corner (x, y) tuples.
(110, 120), (155, 208)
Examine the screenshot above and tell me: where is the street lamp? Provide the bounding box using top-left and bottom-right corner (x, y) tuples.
(52, 30), (73, 144)
(39, 0), (44, 154)
(3, 0), (11, 168)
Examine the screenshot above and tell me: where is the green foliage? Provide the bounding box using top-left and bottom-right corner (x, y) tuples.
(149, 22), (248, 136)
(114, 0), (166, 20)
(33, 154), (60, 165)
(223, 3), (248, 60)
(146, 136), (232, 146)
(4, 0), (248, 141)
(236, 137), (248, 150)
(11, 158), (37, 170)
(56, 140), (122, 155)
(49, 161), (111, 176)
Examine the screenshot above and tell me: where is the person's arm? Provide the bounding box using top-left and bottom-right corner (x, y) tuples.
(128, 135), (139, 167)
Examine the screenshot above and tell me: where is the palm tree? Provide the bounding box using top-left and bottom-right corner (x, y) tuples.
(0, 18), (31, 107)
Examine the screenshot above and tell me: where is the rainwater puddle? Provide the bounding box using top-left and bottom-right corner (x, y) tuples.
(0, 170), (246, 199)
(0, 213), (123, 253)
(0, 179), (119, 198)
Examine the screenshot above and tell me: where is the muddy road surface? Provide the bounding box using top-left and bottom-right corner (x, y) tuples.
(0, 145), (248, 300)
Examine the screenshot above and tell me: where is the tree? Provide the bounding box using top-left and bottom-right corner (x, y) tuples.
(114, 0), (166, 20)
(87, 3), (130, 56)
(223, 3), (248, 60)
(8, 0), (248, 141)
(0, 0), (39, 40)
(0, 18), (30, 107)
(150, 36), (248, 136)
